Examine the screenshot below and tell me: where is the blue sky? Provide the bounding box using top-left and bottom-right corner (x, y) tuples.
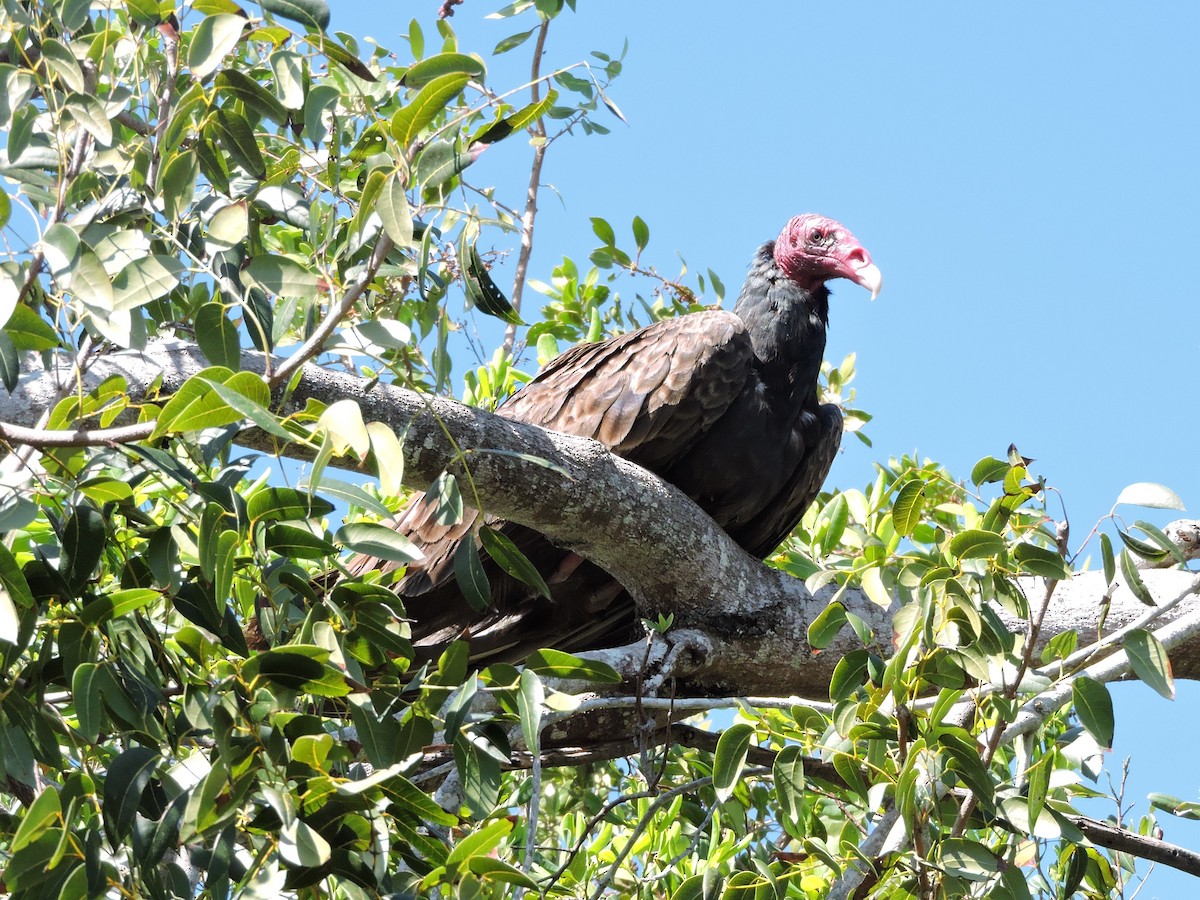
(334, 3), (1199, 891)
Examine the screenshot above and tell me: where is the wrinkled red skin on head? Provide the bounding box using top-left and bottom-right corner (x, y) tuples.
(773, 214), (874, 294)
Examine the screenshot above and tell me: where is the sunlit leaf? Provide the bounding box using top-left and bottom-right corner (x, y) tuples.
(1124, 628), (1174, 700)
(712, 723), (754, 803)
(336, 522), (424, 564)
(188, 13), (248, 78)
(1114, 482), (1186, 511)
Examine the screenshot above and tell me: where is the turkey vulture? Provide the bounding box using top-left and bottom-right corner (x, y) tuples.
(349, 214), (881, 662)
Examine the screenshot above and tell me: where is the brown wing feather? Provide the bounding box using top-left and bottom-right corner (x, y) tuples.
(347, 310), (755, 656)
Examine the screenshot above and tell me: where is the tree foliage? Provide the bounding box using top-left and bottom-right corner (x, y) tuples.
(0, 1), (1195, 898)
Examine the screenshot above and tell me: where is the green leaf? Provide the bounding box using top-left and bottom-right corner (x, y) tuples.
(493, 28), (535, 54)
(65, 92), (112, 144)
(453, 538), (491, 612)
(632, 215), (649, 253)
(403, 52), (486, 88)
(1013, 542), (1071, 579)
(466, 857), (539, 887)
(279, 818), (331, 867)
(1116, 525), (1169, 563)
(215, 69), (289, 123)
(62, 504), (106, 593)
(829, 649), (869, 702)
(713, 723), (754, 803)
(80, 588), (159, 625)
(1118, 549), (1156, 606)
(452, 732), (501, 820)
(939, 837), (998, 882)
(479, 525), (549, 598)
(446, 817), (512, 867)
(471, 90), (556, 145)
(5, 304), (61, 350)
(807, 601), (847, 650)
(214, 107), (268, 178)
(1133, 520), (1191, 565)
(248, 487), (335, 524)
(189, 14), (247, 78)
(1100, 532), (1115, 584)
(1115, 482), (1187, 511)
(201, 376), (294, 440)
(1124, 628), (1174, 700)
(111, 255), (183, 311)
(948, 529), (1006, 561)
(336, 522), (424, 564)
(263, 523), (336, 559)
(590, 217), (615, 246)
(246, 255), (319, 299)
(426, 472), (463, 526)
(102, 747), (159, 844)
(11, 785), (61, 852)
(1072, 676), (1114, 748)
(773, 745), (805, 829)
(259, 0), (331, 31)
(377, 170), (414, 246)
(892, 480), (924, 537)
(72, 663), (103, 742)
(158, 151), (199, 221)
(517, 669), (544, 756)
(391, 73), (470, 147)
(524, 648), (621, 682)
(195, 302), (241, 369)
(155, 369), (271, 436)
(970, 456), (1009, 486)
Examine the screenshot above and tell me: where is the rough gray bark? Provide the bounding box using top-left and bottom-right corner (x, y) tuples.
(7, 341), (1200, 700)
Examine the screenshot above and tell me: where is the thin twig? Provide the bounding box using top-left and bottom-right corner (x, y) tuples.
(269, 234), (394, 388)
(502, 17), (551, 357)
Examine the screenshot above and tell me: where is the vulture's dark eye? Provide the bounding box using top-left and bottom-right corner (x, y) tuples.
(809, 229), (824, 244)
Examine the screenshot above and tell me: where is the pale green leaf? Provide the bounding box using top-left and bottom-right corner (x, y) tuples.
(188, 13), (247, 79)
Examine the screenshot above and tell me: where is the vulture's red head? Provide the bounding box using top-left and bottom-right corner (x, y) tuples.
(773, 214), (882, 300)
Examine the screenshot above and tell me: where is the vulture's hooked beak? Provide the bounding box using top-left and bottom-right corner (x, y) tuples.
(852, 262), (882, 301)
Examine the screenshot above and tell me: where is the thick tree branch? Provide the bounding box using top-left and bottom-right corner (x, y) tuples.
(7, 342), (1200, 701)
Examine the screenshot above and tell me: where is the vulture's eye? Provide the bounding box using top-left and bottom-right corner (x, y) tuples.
(809, 229), (825, 244)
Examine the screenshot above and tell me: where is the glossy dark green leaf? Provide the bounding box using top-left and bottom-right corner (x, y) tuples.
(415, 139), (475, 195)
(1125, 628), (1174, 700)
(248, 487), (335, 523)
(471, 90), (556, 145)
(590, 217), (615, 246)
(892, 479), (924, 537)
(806, 600), (847, 650)
(829, 649), (869, 702)
(102, 746), (159, 844)
(1072, 675), (1114, 748)
(713, 723), (754, 802)
(72, 662), (103, 742)
(453, 537), (491, 612)
(263, 523), (336, 559)
(259, 0), (330, 30)
(80, 588), (159, 625)
(62, 504), (106, 593)
(479, 525), (549, 597)
(773, 745), (805, 830)
(524, 648), (621, 682)
(493, 28), (535, 54)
